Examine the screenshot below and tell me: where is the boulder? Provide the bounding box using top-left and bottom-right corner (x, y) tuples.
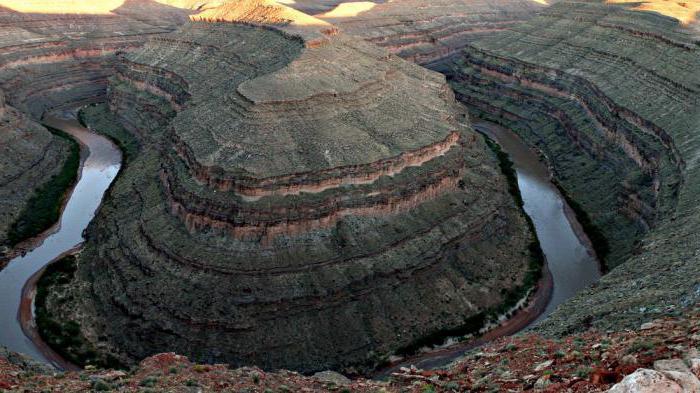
(608, 369), (683, 393)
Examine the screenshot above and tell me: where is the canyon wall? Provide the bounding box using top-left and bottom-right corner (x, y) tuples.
(431, 1), (699, 333)
(0, 92), (72, 256)
(312, 0), (700, 335)
(316, 0), (553, 65)
(0, 1), (190, 117)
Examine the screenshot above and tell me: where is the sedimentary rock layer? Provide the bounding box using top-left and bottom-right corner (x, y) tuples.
(0, 2), (190, 117)
(316, 0), (552, 64)
(35, 0), (539, 373)
(307, 0), (700, 337)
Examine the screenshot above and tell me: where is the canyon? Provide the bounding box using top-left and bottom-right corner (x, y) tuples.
(0, 0), (698, 391)
(0, 0), (541, 375)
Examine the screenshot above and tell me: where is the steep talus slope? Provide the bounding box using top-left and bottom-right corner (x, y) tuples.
(438, 0), (699, 334)
(317, 0), (553, 64)
(38, 0), (541, 373)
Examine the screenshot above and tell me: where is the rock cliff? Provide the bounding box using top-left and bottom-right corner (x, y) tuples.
(316, 0), (553, 64)
(446, 0), (699, 336)
(0, 1), (196, 258)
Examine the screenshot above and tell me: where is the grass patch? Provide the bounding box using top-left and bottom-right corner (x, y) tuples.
(7, 127), (80, 246)
(35, 255), (125, 369)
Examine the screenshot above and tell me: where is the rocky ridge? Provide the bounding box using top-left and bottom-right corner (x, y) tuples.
(316, 0), (553, 65)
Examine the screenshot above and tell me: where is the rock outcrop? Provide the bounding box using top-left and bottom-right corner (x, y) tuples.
(0, 1), (198, 257)
(457, 0), (699, 336)
(4, 304), (700, 392)
(424, 1), (698, 335)
(24, 0), (540, 373)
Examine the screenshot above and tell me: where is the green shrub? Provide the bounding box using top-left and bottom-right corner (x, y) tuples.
(421, 384), (436, 393)
(574, 367), (592, 378)
(35, 255), (125, 369)
(139, 376), (158, 387)
(91, 379), (113, 391)
(7, 126), (80, 246)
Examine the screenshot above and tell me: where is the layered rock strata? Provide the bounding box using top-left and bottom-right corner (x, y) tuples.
(0, 1), (197, 256)
(39, 0), (539, 373)
(0, 2), (190, 118)
(316, 0), (553, 65)
(304, 0), (700, 337)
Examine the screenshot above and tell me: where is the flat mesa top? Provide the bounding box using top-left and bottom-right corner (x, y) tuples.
(143, 21), (460, 179)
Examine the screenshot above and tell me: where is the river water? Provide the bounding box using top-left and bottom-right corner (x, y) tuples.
(0, 114), (121, 367)
(475, 122), (601, 319)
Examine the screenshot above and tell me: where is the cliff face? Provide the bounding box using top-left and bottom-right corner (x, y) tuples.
(0, 1), (197, 258)
(28, 0), (539, 373)
(0, 1), (192, 118)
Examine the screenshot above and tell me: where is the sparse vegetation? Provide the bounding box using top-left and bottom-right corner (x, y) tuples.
(139, 376), (159, 387)
(79, 104), (140, 163)
(393, 134), (545, 358)
(35, 255), (125, 369)
(7, 127), (80, 246)
(91, 379), (113, 391)
(627, 340), (655, 353)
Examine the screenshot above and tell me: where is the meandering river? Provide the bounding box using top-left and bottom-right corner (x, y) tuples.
(0, 114), (121, 368)
(0, 115), (599, 374)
